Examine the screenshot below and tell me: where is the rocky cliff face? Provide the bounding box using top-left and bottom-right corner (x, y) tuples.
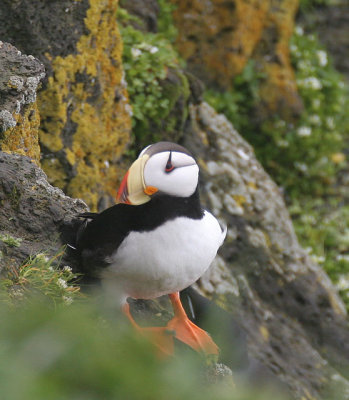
(184, 102), (349, 399)
(0, 0), (132, 211)
(0, 151), (87, 273)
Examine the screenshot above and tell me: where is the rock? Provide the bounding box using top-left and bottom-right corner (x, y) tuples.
(171, 0), (303, 120)
(0, 41), (45, 163)
(120, 0), (160, 32)
(182, 102), (349, 399)
(0, 0), (132, 211)
(300, 4), (349, 82)
(0, 151), (87, 273)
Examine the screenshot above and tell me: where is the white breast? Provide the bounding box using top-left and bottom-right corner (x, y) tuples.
(103, 211), (226, 300)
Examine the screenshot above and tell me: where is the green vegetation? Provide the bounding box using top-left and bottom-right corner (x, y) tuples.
(0, 250), (82, 306)
(118, 8), (187, 149)
(0, 232), (22, 247)
(291, 196), (349, 308)
(204, 26), (349, 309)
(205, 27), (348, 196)
(0, 297), (293, 400)
(0, 253), (290, 400)
(157, 0), (178, 43)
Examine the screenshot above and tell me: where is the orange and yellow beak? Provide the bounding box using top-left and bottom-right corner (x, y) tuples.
(116, 154), (158, 205)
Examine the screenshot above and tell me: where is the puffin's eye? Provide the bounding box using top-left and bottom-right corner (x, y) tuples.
(165, 151), (175, 173)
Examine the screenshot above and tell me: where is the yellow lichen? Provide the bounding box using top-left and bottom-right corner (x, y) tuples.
(233, 194), (246, 208)
(0, 102), (41, 164)
(41, 158), (67, 189)
(247, 181), (257, 190)
(172, 0), (301, 117)
(259, 324), (270, 341)
(173, 0), (270, 84)
(38, 0), (131, 210)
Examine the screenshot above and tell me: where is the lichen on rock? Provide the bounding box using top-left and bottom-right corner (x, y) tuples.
(37, 0), (132, 210)
(0, 41), (45, 163)
(172, 0), (303, 119)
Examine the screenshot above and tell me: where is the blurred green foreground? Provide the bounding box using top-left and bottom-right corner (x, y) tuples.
(0, 296), (287, 400)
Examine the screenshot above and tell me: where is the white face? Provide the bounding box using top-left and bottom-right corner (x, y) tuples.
(143, 151), (199, 198)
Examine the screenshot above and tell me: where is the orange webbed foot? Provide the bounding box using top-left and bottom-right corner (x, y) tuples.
(122, 293), (219, 358)
(122, 302), (174, 357)
(167, 292), (219, 356)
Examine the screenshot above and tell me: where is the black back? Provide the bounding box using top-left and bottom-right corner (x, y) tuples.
(76, 188), (204, 276)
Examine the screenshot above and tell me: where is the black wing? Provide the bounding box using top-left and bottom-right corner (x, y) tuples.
(75, 204), (132, 277)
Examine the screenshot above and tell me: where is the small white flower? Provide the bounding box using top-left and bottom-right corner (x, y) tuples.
(63, 265), (72, 273)
(131, 47), (142, 59)
(309, 115), (321, 126)
(312, 99), (321, 109)
(276, 140), (289, 148)
(316, 50), (328, 67)
(311, 255), (325, 264)
(300, 77), (322, 90)
(295, 26), (304, 36)
(336, 275), (349, 291)
(304, 247), (313, 254)
(297, 126), (312, 137)
(149, 46), (159, 54)
(290, 44), (297, 53)
(326, 117), (335, 129)
(57, 278), (68, 289)
(104, 161), (110, 169)
(297, 60), (309, 71)
(36, 253), (50, 262)
(294, 162), (308, 172)
(336, 255), (349, 262)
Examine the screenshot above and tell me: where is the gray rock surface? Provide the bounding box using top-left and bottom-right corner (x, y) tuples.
(0, 41), (45, 133)
(0, 1), (89, 78)
(300, 4), (349, 82)
(0, 152), (87, 272)
(182, 102), (349, 399)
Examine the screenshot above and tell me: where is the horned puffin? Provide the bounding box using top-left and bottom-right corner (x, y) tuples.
(76, 142), (226, 355)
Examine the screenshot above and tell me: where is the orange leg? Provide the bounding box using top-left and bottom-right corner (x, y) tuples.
(122, 302), (174, 357)
(166, 292), (219, 356)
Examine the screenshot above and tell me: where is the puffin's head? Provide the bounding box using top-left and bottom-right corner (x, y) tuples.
(117, 142), (199, 205)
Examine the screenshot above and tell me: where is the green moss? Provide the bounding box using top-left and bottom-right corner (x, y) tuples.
(118, 7), (190, 150)
(8, 185), (21, 210)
